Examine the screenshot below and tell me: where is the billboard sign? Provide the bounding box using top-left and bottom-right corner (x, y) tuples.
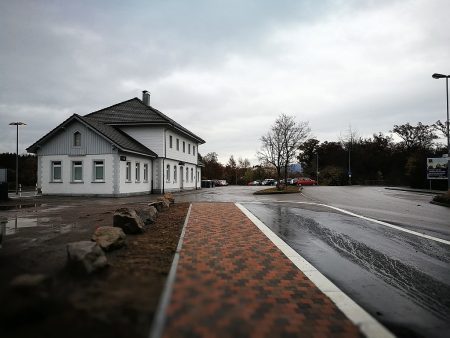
(427, 157), (448, 180)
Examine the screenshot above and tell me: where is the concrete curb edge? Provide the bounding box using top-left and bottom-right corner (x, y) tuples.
(148, 203), (192, 338)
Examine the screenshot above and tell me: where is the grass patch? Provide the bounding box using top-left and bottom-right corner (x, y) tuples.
(254, 186), (301, 195)
(432, 190), (450, 207)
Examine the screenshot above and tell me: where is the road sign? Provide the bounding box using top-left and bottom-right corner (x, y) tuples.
(427, 158), (448, 180)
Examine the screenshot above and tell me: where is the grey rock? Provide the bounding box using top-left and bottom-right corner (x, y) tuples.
(67, 241), (108, 274)
(157, 197), (170, 208)
(148, 201), (163, 212)
(136, 207), (157, 225)
(113, 208), (145, 234)
(163, 192), (175, 204)
(92, 226), (126, 251)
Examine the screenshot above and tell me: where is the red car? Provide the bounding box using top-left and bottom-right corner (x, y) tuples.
(296, 177), (317, 186)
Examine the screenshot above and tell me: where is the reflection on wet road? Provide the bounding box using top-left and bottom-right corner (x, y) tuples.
(243, 202), (450, 338)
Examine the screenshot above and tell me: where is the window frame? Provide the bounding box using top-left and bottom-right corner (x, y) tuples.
(173, 165), (177, 183)
(166, 164), (171, 182)
(51, 161), (62, 182)
(188, 144), (191, 154)
(143, 163), (148, 182)
(135, 162), (141, 182)
(126, 161), (132, 182)
(93, 160), (105, 182)
(186, 167), (189, 182)
(183, 141), (185, 153)
(73, 131), (81, 147)
(169, 135), (173, 148)
(72, 160), (83, 182)
(193, 145), (196, 156)
(191, 168), (194, 182)
(176, 138), (179, 151)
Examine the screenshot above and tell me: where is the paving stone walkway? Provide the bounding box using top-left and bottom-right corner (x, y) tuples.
(159, 202), (364, 338)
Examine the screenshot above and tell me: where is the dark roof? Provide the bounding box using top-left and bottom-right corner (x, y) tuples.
(85, 98), (205, 144)
(27, 114), (157, 157)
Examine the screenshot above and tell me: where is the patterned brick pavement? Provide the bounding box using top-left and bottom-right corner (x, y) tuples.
(160, 203), (364, 338)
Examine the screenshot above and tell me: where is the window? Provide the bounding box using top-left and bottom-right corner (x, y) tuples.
(126, 162), (131, 182)
(72, 161), (83, 182)
(186, 167), (189, 182)
(169, 135), (173, 148)
(193, 146), (196, 156)
(188, 144), (191, 154)
(173, 165), (177, 182)
(183, 141), (185, 153)
(94, 160), (104, 181)
(73, 131), (81, 147)
(176, 138), (179, 151)
(166, 164), (170, 182)
(191, 168), (193, 182)
(143, 164), (148, 182)
(51, 161), (62, 182)
(135, 162), (140, 182)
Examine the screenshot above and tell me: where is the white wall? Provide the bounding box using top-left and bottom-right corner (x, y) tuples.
(39, 154), (115, 195)
(118, 155), (152, 194)
(119, 126), (165, 156)
(163, 160), (198, 192)
(165, 130), (199, 164)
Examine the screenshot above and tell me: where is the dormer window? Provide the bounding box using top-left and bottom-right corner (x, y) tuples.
(73, 131), (81, 147)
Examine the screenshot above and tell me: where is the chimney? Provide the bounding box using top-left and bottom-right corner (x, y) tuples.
(142, 90), (150, 106)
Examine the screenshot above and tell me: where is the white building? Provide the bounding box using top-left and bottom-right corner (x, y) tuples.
(27, 91), (205, 196)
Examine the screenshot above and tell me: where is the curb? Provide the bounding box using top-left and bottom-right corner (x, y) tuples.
(384, 187), (442, 195)
(236, 203), (395, 338)
(430, 200), (450, 208)
(148, 203), (192, 338)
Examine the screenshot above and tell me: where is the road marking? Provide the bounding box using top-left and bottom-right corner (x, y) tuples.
(268, 200), (450, 246)
(236, 203), (395, 338)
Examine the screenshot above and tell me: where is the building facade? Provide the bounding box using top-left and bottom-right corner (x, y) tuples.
(27, 91), (205, 196)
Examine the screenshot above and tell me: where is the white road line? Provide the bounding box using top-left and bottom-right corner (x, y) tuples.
(236, 203), (395, 338)
(272, 200), (450, 246)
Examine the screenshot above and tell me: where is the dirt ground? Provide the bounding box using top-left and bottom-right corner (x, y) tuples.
(0, 195), (188, 338)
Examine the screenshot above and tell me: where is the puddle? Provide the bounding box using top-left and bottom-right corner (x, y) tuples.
(0, 214), (76, 249)
(0, 203), (43, 211)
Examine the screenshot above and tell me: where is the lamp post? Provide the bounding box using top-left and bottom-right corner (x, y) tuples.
(432, 73), (450, 190)
(9, 122), (26, 195)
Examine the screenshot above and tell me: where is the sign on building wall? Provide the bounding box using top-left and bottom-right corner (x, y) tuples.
(427, 157), (448, 180)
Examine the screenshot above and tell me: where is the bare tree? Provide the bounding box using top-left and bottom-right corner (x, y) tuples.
(258, 114), (310, 188)
(391, 122), (438, 150)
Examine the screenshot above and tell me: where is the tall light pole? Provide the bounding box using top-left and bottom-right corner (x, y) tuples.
(432, 73), (450, 190)
(9, 122), (26, 195)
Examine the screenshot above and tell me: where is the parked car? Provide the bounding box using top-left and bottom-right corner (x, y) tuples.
(248, 180), (261, 186)
(214, 179), (228, 186)
(262, 179), (277, 186)
(296, 177), (317, 186)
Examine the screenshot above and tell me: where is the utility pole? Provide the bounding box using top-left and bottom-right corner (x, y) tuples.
(316, 152), (319, 185)
(9, 122), (26, 195)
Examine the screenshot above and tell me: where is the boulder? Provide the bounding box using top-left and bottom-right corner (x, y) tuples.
(135, 206), (158, 225)
(66, 241), (108, 274)
(113, 208), (145, 234)
(10, 273), (49, 289)
(148, 201), (163, 212)
(156, 197), (170, 208)
(92, 226), (126, 251)
(163, 192), (175, 204)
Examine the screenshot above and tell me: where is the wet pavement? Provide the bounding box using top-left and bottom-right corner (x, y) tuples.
(242, 202), (450, 338)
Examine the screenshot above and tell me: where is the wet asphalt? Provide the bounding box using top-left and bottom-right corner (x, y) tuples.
(178, 186), (450, 338)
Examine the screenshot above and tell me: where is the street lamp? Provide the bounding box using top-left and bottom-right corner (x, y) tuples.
(432, 73), (450, 190)
(9, 122), (26, 195)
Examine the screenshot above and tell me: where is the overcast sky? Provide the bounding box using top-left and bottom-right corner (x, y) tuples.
(1, 0), (449, 164)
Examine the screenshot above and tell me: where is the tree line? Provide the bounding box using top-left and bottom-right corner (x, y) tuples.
(201, 117), (448, 190)
(0, 153), (37, 189)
